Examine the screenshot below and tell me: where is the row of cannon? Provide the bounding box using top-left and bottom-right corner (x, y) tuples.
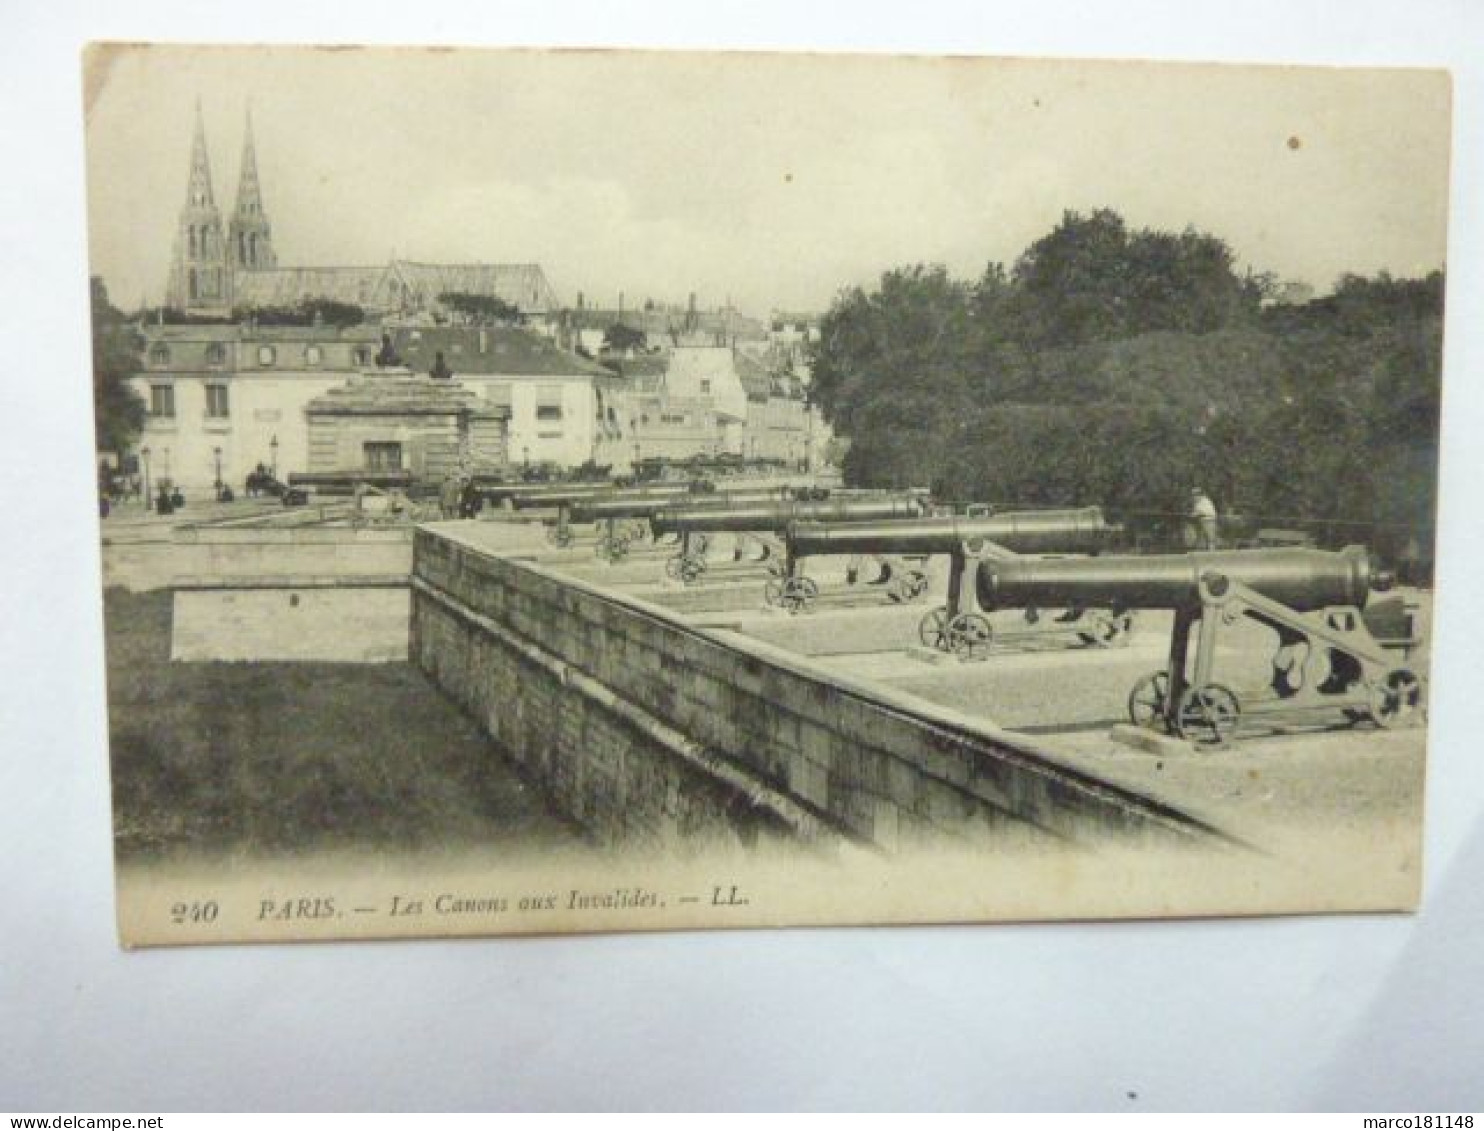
(475, 482), (1424, 744)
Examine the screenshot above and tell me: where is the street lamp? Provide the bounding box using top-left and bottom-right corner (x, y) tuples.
(269, 434), (279, 477)
(213, 446), (223, 499)
(141, 446), (152, 511)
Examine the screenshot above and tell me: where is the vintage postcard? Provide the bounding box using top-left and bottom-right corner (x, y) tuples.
(84, 45), (1449, 946)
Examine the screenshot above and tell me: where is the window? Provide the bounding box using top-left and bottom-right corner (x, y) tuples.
(353, 347), (371, 366)
(535, 384), (563, 421)
(205, 384), (229, 419)
(700, 379), (711, 394)
(363, 442), (403, 471)
(304, 345), (322, 366)
(257, 345), (276, 366)
(205, 343), (226, 365)
(149, 385), (175, 418)
(149, 344), (170, 366)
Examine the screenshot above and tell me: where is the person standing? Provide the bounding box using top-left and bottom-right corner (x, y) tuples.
(1190, 487), (1219, 551)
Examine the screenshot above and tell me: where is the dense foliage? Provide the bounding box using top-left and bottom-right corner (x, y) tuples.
(809, 211), (1444, 551)
(91, 277), (146, 456)
(438, 292), (524, 323)
(234, 298), (368, 327)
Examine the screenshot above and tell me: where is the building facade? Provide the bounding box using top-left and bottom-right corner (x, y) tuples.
(390, 326), (635, 472)
(130, 323), (382, 496)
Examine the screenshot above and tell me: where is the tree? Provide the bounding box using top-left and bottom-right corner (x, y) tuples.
(233, 299), (367, 327)
(91, 277), (146, 456)
(437, 291), (523, 323)
(602, 323), (648, 353)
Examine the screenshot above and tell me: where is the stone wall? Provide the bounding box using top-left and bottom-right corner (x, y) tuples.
(411, 528), (1219, 852)
(103, 527), (412, 592)
(173, 580), (410, 661)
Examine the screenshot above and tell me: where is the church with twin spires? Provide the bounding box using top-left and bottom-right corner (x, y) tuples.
(166, 104), (277, 315)
(164, 104), (560, 321)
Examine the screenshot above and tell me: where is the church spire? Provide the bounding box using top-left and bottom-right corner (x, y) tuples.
(166, 99), (231, 313)
(185, 98), (217, 209)
(233, 105), (263, 219)
(229, 103), (276, 271)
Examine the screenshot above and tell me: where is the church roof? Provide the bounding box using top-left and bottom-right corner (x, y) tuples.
(392, 262), (559, 314)
(231, 266), (394, 310)
(230, 261), (561, 315)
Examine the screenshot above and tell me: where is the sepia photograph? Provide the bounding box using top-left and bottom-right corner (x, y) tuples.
(83, 44), (1449, 946)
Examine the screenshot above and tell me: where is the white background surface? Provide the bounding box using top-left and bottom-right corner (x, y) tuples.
(2, 0), (1482, 1112)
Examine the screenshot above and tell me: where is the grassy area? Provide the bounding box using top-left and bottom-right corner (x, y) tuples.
(104, 589), (579, 862)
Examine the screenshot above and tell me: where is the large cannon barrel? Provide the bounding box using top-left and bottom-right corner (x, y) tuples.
(570, 488), (791, 524)
(974, 545), (1378, 613)
(787, 507), (1116, 558)
(508, 482), (700, 511)
(652, 495), (927, 536)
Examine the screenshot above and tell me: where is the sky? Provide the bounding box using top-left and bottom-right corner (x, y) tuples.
(83, 45), (1452, 316)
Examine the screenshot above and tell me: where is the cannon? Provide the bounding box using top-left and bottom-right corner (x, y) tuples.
(974, 546), (1423, 743)
(783, 508), (1123, 644)
(650, 495), (929, 583)
(568, 487), (803, 563)
(505, 481), (711, 547)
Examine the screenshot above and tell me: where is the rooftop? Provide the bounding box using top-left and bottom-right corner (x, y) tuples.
(391, 325), (615, 379)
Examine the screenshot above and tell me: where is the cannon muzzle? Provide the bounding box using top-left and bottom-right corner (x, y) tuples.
(975, 545), (1378, 613)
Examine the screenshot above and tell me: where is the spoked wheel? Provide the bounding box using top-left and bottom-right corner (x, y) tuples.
(904, 569), (930, 601)
(1368, 668), (1423, 729)
(1085, 611), (1132, 648)
(886, 574), (913, 603)
(763, 578), (785, 607)
(918, 606), (951, 651)
(595, 535), (629, 563)
(779, 576), (818, 614)
(678, 555), (707, 584)
(1174, 683), (1241, 746)
(947, 613), (993, 661)
(1127, 670), (1170, 729)
(664, 555), (685, 580)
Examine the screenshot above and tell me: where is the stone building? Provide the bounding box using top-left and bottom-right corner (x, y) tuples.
(389, 325), (632, 472)
(303, 369), (509, 479)
(130, 322), (382, 496)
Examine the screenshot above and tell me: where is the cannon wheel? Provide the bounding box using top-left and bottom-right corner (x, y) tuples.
(918, 606), (951, 651)
(905, 569), (930, 601)
(678, 555), (707, 584)
(1127, 670), (1170, 729)
(595, 534), (629, 563)
(1082, 611), (1133, 648)
(1368, 668), (1423, 729)
(780, 576), (818, 614)
(1174, 683), (1241, 746)
(948, 613), (993, 662)
(664, 555), (685, 580)
(763, 578), (785, 607)
(886, 574), (913, 603)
